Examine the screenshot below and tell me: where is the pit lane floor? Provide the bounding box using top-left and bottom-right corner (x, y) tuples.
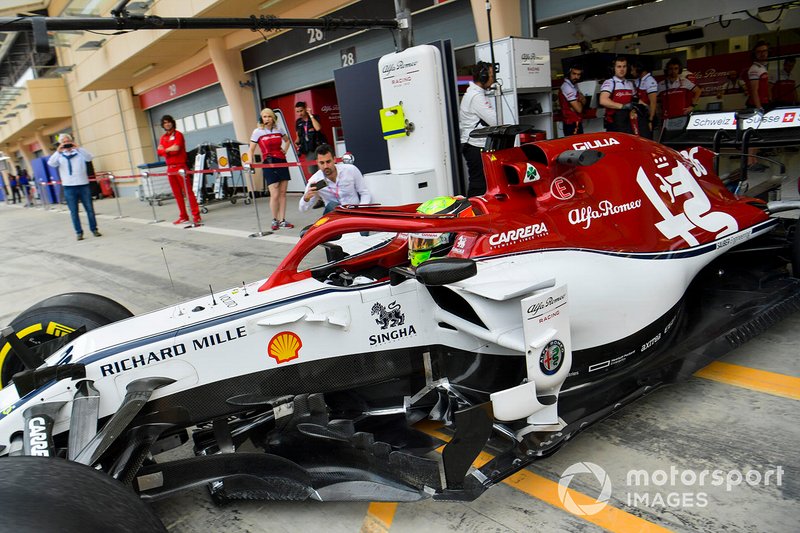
(0, 182), (797, 532)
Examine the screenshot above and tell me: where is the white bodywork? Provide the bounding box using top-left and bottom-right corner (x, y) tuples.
(0, 218), (772, 452)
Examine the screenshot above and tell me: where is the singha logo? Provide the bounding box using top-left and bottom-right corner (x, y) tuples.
(371, 301), (405, 330)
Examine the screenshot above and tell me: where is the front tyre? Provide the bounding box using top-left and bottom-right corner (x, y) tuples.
(0, 293), (133, 387)
(0, 456), (166, 533)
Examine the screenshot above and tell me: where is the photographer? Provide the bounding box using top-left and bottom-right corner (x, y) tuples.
(47, 134), (101, 241)
(299, 144), (370, 214)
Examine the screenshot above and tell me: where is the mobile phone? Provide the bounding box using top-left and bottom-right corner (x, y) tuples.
(63, 143), (74, 149)
(312, 180), (328, 190)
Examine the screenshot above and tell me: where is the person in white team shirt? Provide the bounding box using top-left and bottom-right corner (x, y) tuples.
(299, 144), (371, 214)
(458, 61), (498, 197)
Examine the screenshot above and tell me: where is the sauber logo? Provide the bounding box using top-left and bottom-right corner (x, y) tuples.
(489, 223), (548, 246)
(572, 138), (619, 150)
(636, 147), (738, 245)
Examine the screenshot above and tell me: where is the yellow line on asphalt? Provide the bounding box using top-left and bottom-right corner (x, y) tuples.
(360, 502), (398, 533)
(417, 422), (672, 533)
(694, 361), (800, 400)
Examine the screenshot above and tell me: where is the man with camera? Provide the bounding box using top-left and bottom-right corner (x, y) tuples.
(47, 134), (101, 241)
(299, 144), (371, 215)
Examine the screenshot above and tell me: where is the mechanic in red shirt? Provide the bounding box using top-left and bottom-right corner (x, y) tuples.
(559, 64), (586, 136)
(157, 115), (201, 225)
(746, 41), (772, 172)
(657, 58), (701, 120)
(599, 56), (636, 133)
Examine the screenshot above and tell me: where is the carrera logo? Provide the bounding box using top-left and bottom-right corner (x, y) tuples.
(489, 223), (548, 247)
(572, 138), (619, 150)
(568, 199), (642, 229)
(550, 177), (575, 200)
(28, 417), (49, 456)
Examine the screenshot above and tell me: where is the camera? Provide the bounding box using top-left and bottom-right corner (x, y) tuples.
(62, 143), (74, 149)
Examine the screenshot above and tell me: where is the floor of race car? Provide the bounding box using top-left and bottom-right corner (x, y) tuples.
(0, 158), (797, 533)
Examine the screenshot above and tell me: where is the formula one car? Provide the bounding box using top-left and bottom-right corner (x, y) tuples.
(0, 127), (798, 524)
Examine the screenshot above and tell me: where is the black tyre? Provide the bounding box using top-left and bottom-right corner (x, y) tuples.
(0, 456), (166, 533)
(792, 217), (800, 278)
(23, 292), (132, 322)
(0, 293), (133, 387)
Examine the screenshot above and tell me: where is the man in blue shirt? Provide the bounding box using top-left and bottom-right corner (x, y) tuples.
(47, 134), (101, 240)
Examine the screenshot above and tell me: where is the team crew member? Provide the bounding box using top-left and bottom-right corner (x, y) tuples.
(459, 61), (498, 197)
(559, 64), (586, 136)
(657, 58), (701, 120)
(772, 57), (797, 106)
(248, 107), (293, 231)
(294, 101), (323, 177)
(745, 42), (772, 172)
(631, 61), (658, 138)
(747, 41), (772, 111)
(599, 56), (636, 133)
(157, 115), (201, 225)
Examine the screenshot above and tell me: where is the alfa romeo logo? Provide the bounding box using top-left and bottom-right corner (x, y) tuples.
(558, 462), (612, 516)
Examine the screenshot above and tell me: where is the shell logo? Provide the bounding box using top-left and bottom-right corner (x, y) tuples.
(267, 331), (302, 364)
(219, 156), (228, 167)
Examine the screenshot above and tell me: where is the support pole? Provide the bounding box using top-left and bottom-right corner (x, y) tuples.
(109, 173), (126, 219)
(245, 165), (271, 238)
(393, 0), (412, 52)
(143, 172), (163, 224)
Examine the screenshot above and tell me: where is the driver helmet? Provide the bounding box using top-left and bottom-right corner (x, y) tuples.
(408, 196), (475, 267)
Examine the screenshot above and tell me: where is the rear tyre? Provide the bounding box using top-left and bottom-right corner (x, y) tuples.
(0, 293), (133, 387)
(792, 217), (800, 278)
(0, 456), (166, 533)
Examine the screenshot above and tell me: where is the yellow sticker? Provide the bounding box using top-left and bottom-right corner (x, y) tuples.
(313, 217), (329, 227)
(46, 322), (75, 337)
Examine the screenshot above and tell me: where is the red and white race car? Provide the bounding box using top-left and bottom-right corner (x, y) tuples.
(0, 127), (797, 528)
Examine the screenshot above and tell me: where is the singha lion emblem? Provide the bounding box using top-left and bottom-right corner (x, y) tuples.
(371, 301), (405, 329)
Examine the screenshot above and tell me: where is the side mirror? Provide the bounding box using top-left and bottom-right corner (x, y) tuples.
(415, 257), (477, 286)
